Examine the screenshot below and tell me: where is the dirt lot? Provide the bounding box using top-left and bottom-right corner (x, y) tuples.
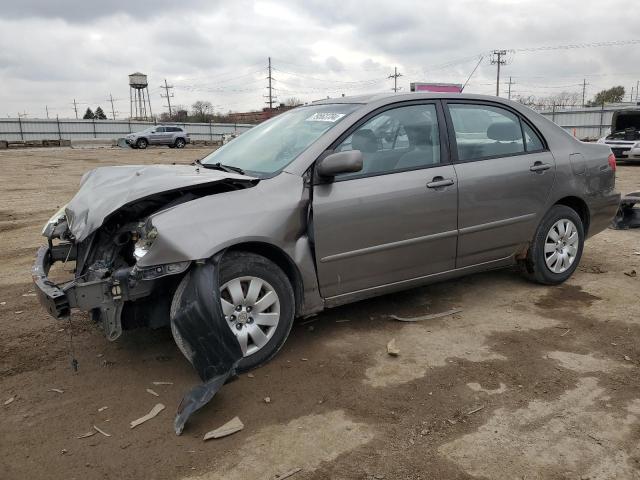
(1, 146), (639, 480)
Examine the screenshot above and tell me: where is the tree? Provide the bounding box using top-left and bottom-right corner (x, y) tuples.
(83, 107), (94, 119)
(284, 97), (302, 107)
(191, 100), (213, 122)
(94, 106), (107, 120)
(587, 86), (625, 106)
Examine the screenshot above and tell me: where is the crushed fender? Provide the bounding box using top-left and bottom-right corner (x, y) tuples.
(611, 191), (640, 229)
(171, 258), (243, 435)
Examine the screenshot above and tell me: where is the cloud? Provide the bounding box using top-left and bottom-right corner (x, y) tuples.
(0, 0), (639, 118)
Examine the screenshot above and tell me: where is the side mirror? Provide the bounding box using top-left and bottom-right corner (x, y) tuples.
(316, 150), (363, 178)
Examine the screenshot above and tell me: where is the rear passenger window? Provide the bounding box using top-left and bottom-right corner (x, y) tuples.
(522, 123), (545, 152)
(448, 104), (525, 161)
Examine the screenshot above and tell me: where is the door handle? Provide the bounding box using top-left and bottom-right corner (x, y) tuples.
(426, 177), (455, 189)
(530, 162), (551, 172)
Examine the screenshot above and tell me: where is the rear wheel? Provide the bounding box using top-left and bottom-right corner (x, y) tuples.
(170, 251), (295, 372)
(174, 138), (186, 149)
(136, 138), (148, 149)
(523, 205), (584, 285)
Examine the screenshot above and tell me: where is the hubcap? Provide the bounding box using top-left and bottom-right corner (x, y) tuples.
(219, 276), (280, 357)
(544, 219), (579, 274)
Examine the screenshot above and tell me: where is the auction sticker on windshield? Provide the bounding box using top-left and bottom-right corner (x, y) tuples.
(306, 112), (346, 122)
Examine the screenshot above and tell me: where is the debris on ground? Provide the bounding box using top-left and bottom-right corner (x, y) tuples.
(93, 425), (111, 437)
(77, 430), (97, 439)
(247, 373), (255, 378)
(4, 396), (15, 406)
(390, 308), (463, 322)
(152, 381), (173, 386)
(300, 358), (308, 361)
(273, 467), (302, 479)
(264, 397), (271, 404)
(335, 319), (350, 323)
(624, 355), (632, 361)
(611, 191), (640, 229)
(624, 270), (637, 278)
(203, 416), (244, 440)
(98, 406), (108, 412)
(130, 403), (165, 429)
(387, 339), (400, 357)
(561, 329), (571, 337)
(146, 388), (160, 397)
(466, 405), (485, 415)
(49, 388), (64, 394)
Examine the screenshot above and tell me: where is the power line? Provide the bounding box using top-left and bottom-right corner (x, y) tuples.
(515, 38), (640, 52)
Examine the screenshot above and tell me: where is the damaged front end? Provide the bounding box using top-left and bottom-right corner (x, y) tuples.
(33, 165), (259, 433)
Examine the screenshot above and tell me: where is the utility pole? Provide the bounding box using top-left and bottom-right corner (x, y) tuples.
(490, 50), (507, 97)
(507, 77), (515, 100)
(45, 105), (49, 119)
(160, 79), (174, 117)
(72, 99), (79, 119)
(109, 93), (116, 120)
(581, 79), (589, 107)
(636, 80), (639, 102)
(388, 67), (403, 92)
(265, 57), (276, 109)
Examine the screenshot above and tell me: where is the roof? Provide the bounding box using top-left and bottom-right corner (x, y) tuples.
(311, 92), (516, 106)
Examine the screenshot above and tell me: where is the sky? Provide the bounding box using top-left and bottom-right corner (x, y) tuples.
(1, 0), (639, 119)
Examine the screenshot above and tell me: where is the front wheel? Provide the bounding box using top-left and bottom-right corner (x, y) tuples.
(174, 138), (186, 149)
(136, 138), (148, 149)
(170, 251), (295, 372)
(523, 205), (584, 285)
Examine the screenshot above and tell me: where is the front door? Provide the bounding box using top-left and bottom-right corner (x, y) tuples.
(312, 102), (458, 298)
(445, 101), (556, 267)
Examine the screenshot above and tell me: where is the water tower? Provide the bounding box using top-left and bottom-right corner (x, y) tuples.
(129, 72), (153, 120)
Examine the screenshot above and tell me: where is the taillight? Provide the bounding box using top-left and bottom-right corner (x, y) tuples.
(608, 153), (616, 172)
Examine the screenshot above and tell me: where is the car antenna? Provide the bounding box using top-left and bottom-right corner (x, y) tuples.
(460, 55), (484, 92)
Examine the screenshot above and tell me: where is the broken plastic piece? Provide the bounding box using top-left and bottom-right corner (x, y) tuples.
(77, 430), (97, 439)
(171, 258), (243, 435)
(203, 416), (244, 440)
(611, 192), (640, 229)
(152, 381), (173, 385)
(93, 425), (111, 437)
(390, 308), (463, 322)
(146, 388), (159, 397)
(130, 403), (165, 429)
(387, 339), (400, 356)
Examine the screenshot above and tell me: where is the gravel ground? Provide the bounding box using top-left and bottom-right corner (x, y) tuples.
(0, 146), (639, 480)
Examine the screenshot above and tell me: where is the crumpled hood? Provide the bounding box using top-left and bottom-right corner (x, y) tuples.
(65, 164), (254, 241)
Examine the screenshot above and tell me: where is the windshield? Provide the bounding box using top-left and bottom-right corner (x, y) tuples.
(201, 103), (358, 175)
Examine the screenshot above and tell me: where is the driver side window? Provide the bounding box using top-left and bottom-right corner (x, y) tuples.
(334, 104), (441, 180)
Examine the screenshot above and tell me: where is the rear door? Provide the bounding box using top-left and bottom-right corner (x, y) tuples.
(444, 101), (556, 267)
(312, 101), (458, 298)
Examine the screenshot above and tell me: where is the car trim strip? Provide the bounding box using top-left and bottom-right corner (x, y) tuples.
(459, 212), (536, 235)
(319, 229), (458, 263)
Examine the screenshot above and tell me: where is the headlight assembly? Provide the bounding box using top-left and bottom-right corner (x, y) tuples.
(133, 225), (158, 260)
(42, 204), (68, 235)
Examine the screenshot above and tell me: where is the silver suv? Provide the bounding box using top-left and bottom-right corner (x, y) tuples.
(125, 125), (190, 149)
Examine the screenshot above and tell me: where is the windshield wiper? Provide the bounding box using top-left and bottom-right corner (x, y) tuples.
(199, 162), (245, 175)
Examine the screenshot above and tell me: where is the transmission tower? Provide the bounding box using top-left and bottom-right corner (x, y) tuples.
(160, 79), (175, 117)
(388, 67), (403, 92)
(491, 50), (507, 97)
(265, 57), (276, 109)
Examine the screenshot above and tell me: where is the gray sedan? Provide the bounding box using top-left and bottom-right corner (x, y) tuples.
(34, 93), (619, 429)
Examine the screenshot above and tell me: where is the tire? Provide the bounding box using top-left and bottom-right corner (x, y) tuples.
(136, 138), (148, 149)
(523, 205), (584, 285)
(170, 251), (295, 372)
(174, 138), (186, 149)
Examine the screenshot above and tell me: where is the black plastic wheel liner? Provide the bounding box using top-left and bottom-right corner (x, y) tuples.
(171, 256), (243, 435)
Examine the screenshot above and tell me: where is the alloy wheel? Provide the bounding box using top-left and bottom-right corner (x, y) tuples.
(544, 219), (579, 274)
(219, 276), (280, 357)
